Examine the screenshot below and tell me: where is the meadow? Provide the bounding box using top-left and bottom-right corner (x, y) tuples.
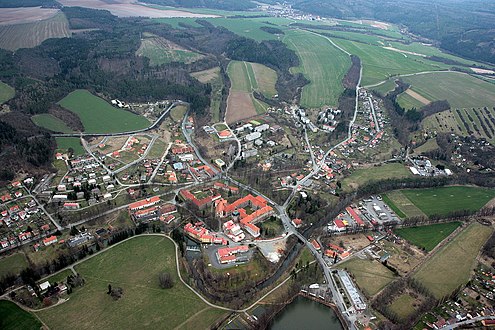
(338, 257), (396, 297)
(36, 236), (225, 330)
(0, 12), (70, 51)
(31, 114), (74, 133)
(284, 29), (350, 108)
(397, 90), (428, 110)
(55, 137), (85, 156)
(382, 190), (425, 218)
(401, 72), (495, 109)
(0, 253), (29, 279)
(394, 222), (461, 251)
(401, 186), (495, 217)
(0, 300), (41, 330)
(414, 223), (493, 299)
(388, 293), (417, 320)
(342, 163), (412, 192)
(136, 34), (203, 66)
(0, 81), (14, 104)
(58, 90), (150, 133)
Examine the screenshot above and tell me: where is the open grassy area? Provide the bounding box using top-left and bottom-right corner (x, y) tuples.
(414, 223), (493, 299)
(0, 300), (42, 330)
(170, 104), (188, 122)
(0, 253), (29, 279)
(136, 34), (203, 66)
(401, 186), (495, 217)
(401, 72), (495, 109)
(250, 62), (277, 98)
(58, 90), (150, 133)
(192, 67), (223, 122)
(372, 80), (396, 96)
(0, 81), (15, 104)
(339, 257), (396, 297)
(394, 222), (461, 251)
(31, 114), (74, 133)
(36, 235), (225, 330)
(0, 12), (70, 51)
(203, 17), (281, 41)
(284, 29), (350, 108)
(397, 91), (428, 110)
(388, 293), (417, 320)
(55, 137), (85, 156)
(382, 190), (425, 218)
(342, 163), (412, 192)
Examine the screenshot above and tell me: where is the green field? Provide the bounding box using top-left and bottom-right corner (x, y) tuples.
(397, 91), (427, 110)
(55, 137), (85, 156)
(401, 72), (495, 109)
(380, 194), (406, 218)
(36, 236), (225, 330)
(31, 114), (74, 133)
(414, 223), (493, 299)
(284, 29), (351, 108)
(136, 35), (203, 66)
(0, 300), (42, 330)
(342, 163), (412, 192)
(0, 12), (70, 51)
(372, 80), (396, 96)
(204, 17), (280, 41)
(0, 253), (29, 279)
(58, 90), (150, 133)
(388, 293), (417, 320)
(401, 186), (495, 217)
(339, 258), (396, 297)
(330, 38), (446, 86)
(382, 190), (425, 218)
(395, 222), (462, 251)
(0, 81), (14, 104)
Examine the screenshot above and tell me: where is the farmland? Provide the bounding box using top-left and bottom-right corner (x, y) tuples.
(397, 89), (429, 110)
(0, 253), (29, 279)
(55, 137), (85, 156)
(0, 300), (41, 330)
(0, 81), (14, 104)
(401, 186), (495, 217)
(342, 163), (412, 192)
(226, 61), (272, 123)
(0, 12), (70, 51)
(31, 114), (74, 133)
(36, 236), (225, 330)
(136, 34), (203, 66)
(400, 72), (495, 109)
(58, 90), (150, 133)
(414, 223), (493, 299)
(394, 222), (462, 251)
(338, 257), (396, 297)
(284, 29), (350, 108)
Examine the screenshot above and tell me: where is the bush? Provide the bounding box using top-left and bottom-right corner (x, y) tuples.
(158, 272), (174, 289)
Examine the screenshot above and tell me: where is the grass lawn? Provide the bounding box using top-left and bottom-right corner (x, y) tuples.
(0, 253), (29, 278)
(147, 139), (167, 159)
(36, 236), (225, 330)
(0, 81), (15, 104)
(55, 137), (85, 156)
(170, 104), (188, 122)
(382, 190), (425, 218)
(284, 29), (350, 108)
(394, 222), (461, 251)
(338, 257), (396, 297)
(0, 300), (42, 330)
(342, 163), (412, 192)
(414, 223), (493, 299)
(397, 91), (427, 110)
(401, 186), (495, 217)
(372, 80), (396, 96)
(58, 90), (150, 133)
(401, 72), (495, 109)
(388, 293), (417, 320)
(381, 194), (406, 218)
(31, 114), (74, 133)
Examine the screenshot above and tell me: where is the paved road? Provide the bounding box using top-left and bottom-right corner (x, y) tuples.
(368, 96), (380, 132)
(114, 134), (158, 174)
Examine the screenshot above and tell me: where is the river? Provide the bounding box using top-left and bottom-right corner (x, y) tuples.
(269, 296), (343, 330)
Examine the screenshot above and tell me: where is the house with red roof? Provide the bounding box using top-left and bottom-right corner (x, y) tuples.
(346, 206), (365, 226)
(128, 196), (160, 211)
(292, 218), (303, 228)
(43, 235), (58, 246)
(216, 245), (249, 264)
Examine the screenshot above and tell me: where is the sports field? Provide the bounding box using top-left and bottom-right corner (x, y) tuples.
(414, 223), (493, 299)
(36, 236), (225, 330)
(0, 253), (29, 279)
(342, 163), (412, 192)
(330, 38), (445, 86)
(401, 72), (495, 109)
(382, 190), (425, 218)
(136, 34), (203, 66)
(338, 257), (396, 297)
(284, 29), (350, 108)
(55, 137), (85, 156)
(58, 90), (150, 133)
(31, 114), (74, 133)
(394, 222), (461, 251)
(0, 300), (41, 330)
(401, 186), (495, 217)
(0, 12), (70, 51)
(0, 81), (14, 104)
